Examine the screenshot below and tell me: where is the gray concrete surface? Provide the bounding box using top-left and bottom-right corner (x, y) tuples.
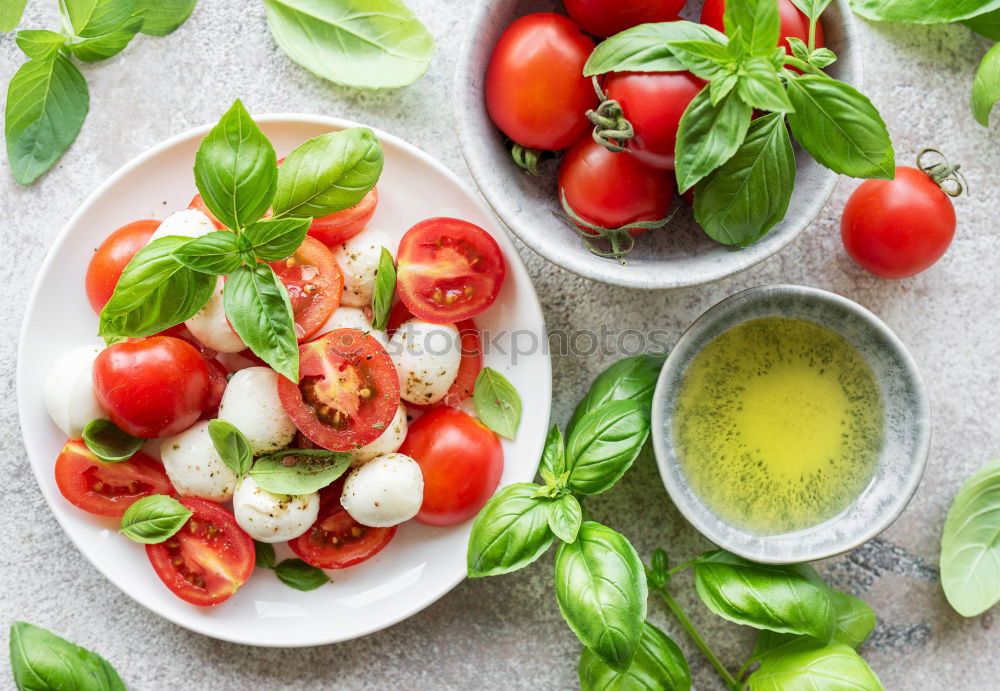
(2, 1), (998, 688)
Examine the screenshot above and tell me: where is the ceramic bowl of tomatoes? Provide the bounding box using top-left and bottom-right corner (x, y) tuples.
(454, 0), (862, 289)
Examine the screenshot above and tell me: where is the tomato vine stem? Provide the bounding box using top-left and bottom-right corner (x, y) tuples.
(917, 148), (968, 197)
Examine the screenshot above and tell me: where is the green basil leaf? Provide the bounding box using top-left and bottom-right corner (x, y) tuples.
(5, 55), (89, 185)
(0, 0), (27, 32)
(262, 0), (434, 89)
(224, 263), (298, 381)
(649, 548), (670, 588)
(748, 639), (883, 690)
(207, 419), (254, 480)
(790, 0), (833, 22)
(737, 57), (795, 112)
(583, 21), (728, 76)
(578, 620), (691, 691)
(567, 354), (665, 436)
(254, 540), (276, 569)
(829, 590), (876, 648)
(750, 629), (800, 664)
(809, 47), (837, 68)
(693, 551), (835, 640)
(972, 43), (1000, 128)
(10, 621), (125, 691)
(274, 558), (329, 591)
(940, 459), (1000, 616)
(99, 236), (216, 339)
(675, 87), (753, 193)
(370, 247), (396, 331)
(555, 522), (647, 672)
(69, 13), (144, 62)
(242, 217), (311, 261)
(849, 0), (1000, 24)
(467, 483), (555, 577)
(786, 37), (811, 62)
(538, 424), (567, 483)
(272, 127), (383, 218)
(785, 75), (894, 178)
(964, 9), (1000, 40)
(566, 400), (650, 496)
(172, 230), (243, 274)
(63, 0), (136, 38)
(725, 0), (780, 57)
(15, 30), (67, 60)
(194, 99), (277, 230)
(666, 39), (734, 80)
(249, 450), (351, 495)
(710, 72), (739, 104)
(135, 0), (197, 36)
(473, 367), (522, 439)
(694, 112), (795, 246)
(548, 493), (583, 543)
(82, 419), (143, 462)
(119, 494), (192, 544)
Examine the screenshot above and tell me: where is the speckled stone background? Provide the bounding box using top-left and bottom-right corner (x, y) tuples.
(1, 1), (997, 689)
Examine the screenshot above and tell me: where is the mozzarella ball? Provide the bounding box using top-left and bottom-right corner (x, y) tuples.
(218, 367), (296, 455)
(351, 403), (407, 467)
(232, 476), (319, 543)
(315, 306), (389, 348)
(148, 209), (215, 243)
(44, 344), (108, 438)
(341, 453), (423, 527)
(185, 277), (245, 353)
(388, 320), (461, 405)
(333, 227), (395, 308)
(160, 420), (238, 502)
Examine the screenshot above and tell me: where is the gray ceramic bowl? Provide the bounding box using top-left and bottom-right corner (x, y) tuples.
(454, 1), (861, 289)
(650, 285), (930, 563)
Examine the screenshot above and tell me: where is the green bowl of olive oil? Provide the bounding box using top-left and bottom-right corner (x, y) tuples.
(651, 285), (930, 564)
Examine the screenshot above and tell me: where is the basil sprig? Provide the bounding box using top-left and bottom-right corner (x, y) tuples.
(82, 419), (144, 462)
(119, 495), (192, 544)
(473, 367), (523, 440)
(10, 622), (124, 691)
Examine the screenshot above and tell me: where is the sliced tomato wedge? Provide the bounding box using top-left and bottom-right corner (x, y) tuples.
(289, 483), (396, 569)
(145, 497), (254, 606)
(307, 186), (379, 248)
(278, 329), (400, 451)
(269, 236), (344, 342)
(396, 218), (506, 324)
(54, 440), (173, 518)
(188, 194), (226, 229)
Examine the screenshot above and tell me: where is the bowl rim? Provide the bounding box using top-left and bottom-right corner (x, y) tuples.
(650, 284), (931, 564)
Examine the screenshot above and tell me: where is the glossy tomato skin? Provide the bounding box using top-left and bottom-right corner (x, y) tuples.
(485, 13), (597, 150)
(701, 0), (825, 55)
(269, 236), (343, 341)
(202, 357), (228, 419)
(559, 137), (674, 234)
(841, 167), (956, 279)
(188, 194), (226, 229)
(308, 187), (379, 248)
(564, 0), (685, 38)
(145, 497), (255, 606)
(400, 407), (504, 526)
(93, 336), (210, 438)
(603, 71), (705, 170)
(85, 220), (160, 313)
(54, 440), (173, 518)
(289, 483), (396, 569)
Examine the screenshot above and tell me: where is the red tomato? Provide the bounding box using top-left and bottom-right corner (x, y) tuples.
(559, 137), (674, 234)
(93, 337), (210, 438)
(202, 357), (228, 419)
(701, 0), (825, 55)
(485, 13), (597, 150)
(601, 71), (704, 171)
(289, 484), (396, 569)
(308, 187), (379, 248)
(269, 236), (344, 342)
(85, 220), (160, 313)
(278, 329), (400, 451)
(564, 0), (686, 38)
(400, 407), (504, 526)
(188, 194), (226, 229)
(396, 218), (506, 324)
(54, 440), (172, 518)
(145, 497), (254, 606)
(841, 167), (957, 279)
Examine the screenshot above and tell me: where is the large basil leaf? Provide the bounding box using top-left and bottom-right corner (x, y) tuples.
(693, 551), (835, 640)
(538, 424), (567, 482)
(135, 0), (198, 36)
(224, 263), (298, 381)
(172, 230), (243, 274)
(242, 217), (311, 261)
(785, 75), (894, 179)
(828, 590), (876, 648)
(262, 0), (434, 89)
(69, 13), (144, 62)
(972, 43), (1000, 127)
(15, 30), (67, 60)
(249, 451), (351, 494)
(555, 522), (647, 672)
(467, 483), (555, 577)
(964, 9), (1000, 40)
(694, 112), (795, 246)
(583, 21), (727, 76)
(5, 55), (89, 184)
(10, 621), (125, 691)
(272, 128), (383, 218)
(675, 87), (752, 193)
(567, 354), (665, 436)
(119, 495), (192, 544)
(725, 0), (780, 57)
(578, 620), (691, 691)
(940, 459), (1000, 616)
(0, 0), (27, 32)
(566, 400), (650, 496)
(99, 236), (215, 338)
(748, 639), (883, 690)
(63, 0), (136, 38)
(849, 0), (1000, 24)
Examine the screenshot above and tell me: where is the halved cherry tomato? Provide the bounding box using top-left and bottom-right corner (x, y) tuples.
(289, 483), (396, 569)
(54, 440), (172, 518)
(396, 218), (506, 324)
(564, 0), (686, 38)
(202, 357), (228, 419)
(308, 187), (379, 248)
(278, 329), (400, 451)
(85, 220), (160, 313)
(269, 236), (344, 342)
(188, 194), (226, 229)
(701, 0), (824, 56)
(400, 407), (504, 526)
(145, 497), (254, 606)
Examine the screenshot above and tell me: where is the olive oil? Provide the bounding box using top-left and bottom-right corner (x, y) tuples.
(673, 317), (882, 534)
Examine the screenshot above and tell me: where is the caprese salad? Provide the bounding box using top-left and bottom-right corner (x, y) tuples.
(43, 101), (522, 607)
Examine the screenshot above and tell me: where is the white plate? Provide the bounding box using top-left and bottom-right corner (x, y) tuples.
(17, 115), (551, 647)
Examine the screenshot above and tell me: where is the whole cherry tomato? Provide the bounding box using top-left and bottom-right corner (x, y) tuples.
(85, 220), (160, 313)
(563, 0), (686, 38)
(701, 0), (825, 56)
